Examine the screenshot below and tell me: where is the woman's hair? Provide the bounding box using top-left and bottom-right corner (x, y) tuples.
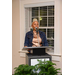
(33, 18), (38, 22)
(32, 18), (39, 25)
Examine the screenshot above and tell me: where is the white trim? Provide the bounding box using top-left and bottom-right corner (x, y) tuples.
(52, 56), (60, 62)
(20, 0), (21, 51)
(20, 0), (23, 57)
(24, 1), (54, 8)
(39, 7), (40, 26)
(19, 50), (28, 53)
(19, 50), (61, 56)
(19, 50), (61, 62)
(29, 8), (32, 28)
(30, 27), (54, 29)
(32, 16), (54, 17)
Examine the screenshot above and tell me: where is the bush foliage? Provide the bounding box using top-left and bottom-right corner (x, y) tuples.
(14, 60), (61, 75)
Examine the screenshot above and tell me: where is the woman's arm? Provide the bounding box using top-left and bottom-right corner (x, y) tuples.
(24, 33), (29, 47)
(43, 33), (49, 46)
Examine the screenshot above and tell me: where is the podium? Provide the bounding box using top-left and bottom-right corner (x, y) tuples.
(22, 46), (52, 66)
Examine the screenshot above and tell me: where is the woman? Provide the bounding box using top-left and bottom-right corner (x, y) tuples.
(24, 19), (48, 52)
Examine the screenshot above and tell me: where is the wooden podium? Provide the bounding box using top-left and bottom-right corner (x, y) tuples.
(22, 46), (52, 66)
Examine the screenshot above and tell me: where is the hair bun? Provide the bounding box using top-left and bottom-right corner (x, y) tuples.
(33, 18), (37, 22)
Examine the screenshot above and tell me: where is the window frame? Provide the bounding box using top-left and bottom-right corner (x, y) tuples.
(30, 6), (55, 51)
(19, 1), (62, 60)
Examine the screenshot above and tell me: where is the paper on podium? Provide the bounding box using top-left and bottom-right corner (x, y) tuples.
(22, 46), (53, 50)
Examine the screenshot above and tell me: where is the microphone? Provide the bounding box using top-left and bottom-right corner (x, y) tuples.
(35, 27), (39, 33)
(35, 27), (37, 29)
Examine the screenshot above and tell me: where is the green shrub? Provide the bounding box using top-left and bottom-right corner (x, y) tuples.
(36, 59), (61, 75)
(14, 60), (61, 75)
(14, 64), (35, 75)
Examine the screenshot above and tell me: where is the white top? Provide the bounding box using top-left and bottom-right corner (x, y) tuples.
(32, 32), (42, 47)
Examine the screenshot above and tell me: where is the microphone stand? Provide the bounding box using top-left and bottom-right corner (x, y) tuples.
(37, 31), (40, 47)
(36, 27), (40, 47)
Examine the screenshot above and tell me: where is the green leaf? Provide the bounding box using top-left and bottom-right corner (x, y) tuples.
(14, 67), (17, 69)
(14, 60), (62, 75)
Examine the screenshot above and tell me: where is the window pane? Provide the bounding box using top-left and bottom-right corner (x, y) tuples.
(40, 6), (47, 16)
(48, 17), (54, 27)
(47, 40), (54, 46)
(47, 29), (54, 38)
(48, 6), (54, 16)
(39, 29), (46, 35)
(32, 7), (39, 16)
(40, 17), (47, 27)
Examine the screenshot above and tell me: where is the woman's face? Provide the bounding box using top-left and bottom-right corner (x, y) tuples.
(31, 21), (39, 31)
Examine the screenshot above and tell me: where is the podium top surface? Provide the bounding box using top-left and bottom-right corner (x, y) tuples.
(22, 46), (53, 50)
(26, 53), (51, 57)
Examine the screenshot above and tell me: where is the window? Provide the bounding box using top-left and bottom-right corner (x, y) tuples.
(29, 6), (54, 51)
(20, 1), (61, 59)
